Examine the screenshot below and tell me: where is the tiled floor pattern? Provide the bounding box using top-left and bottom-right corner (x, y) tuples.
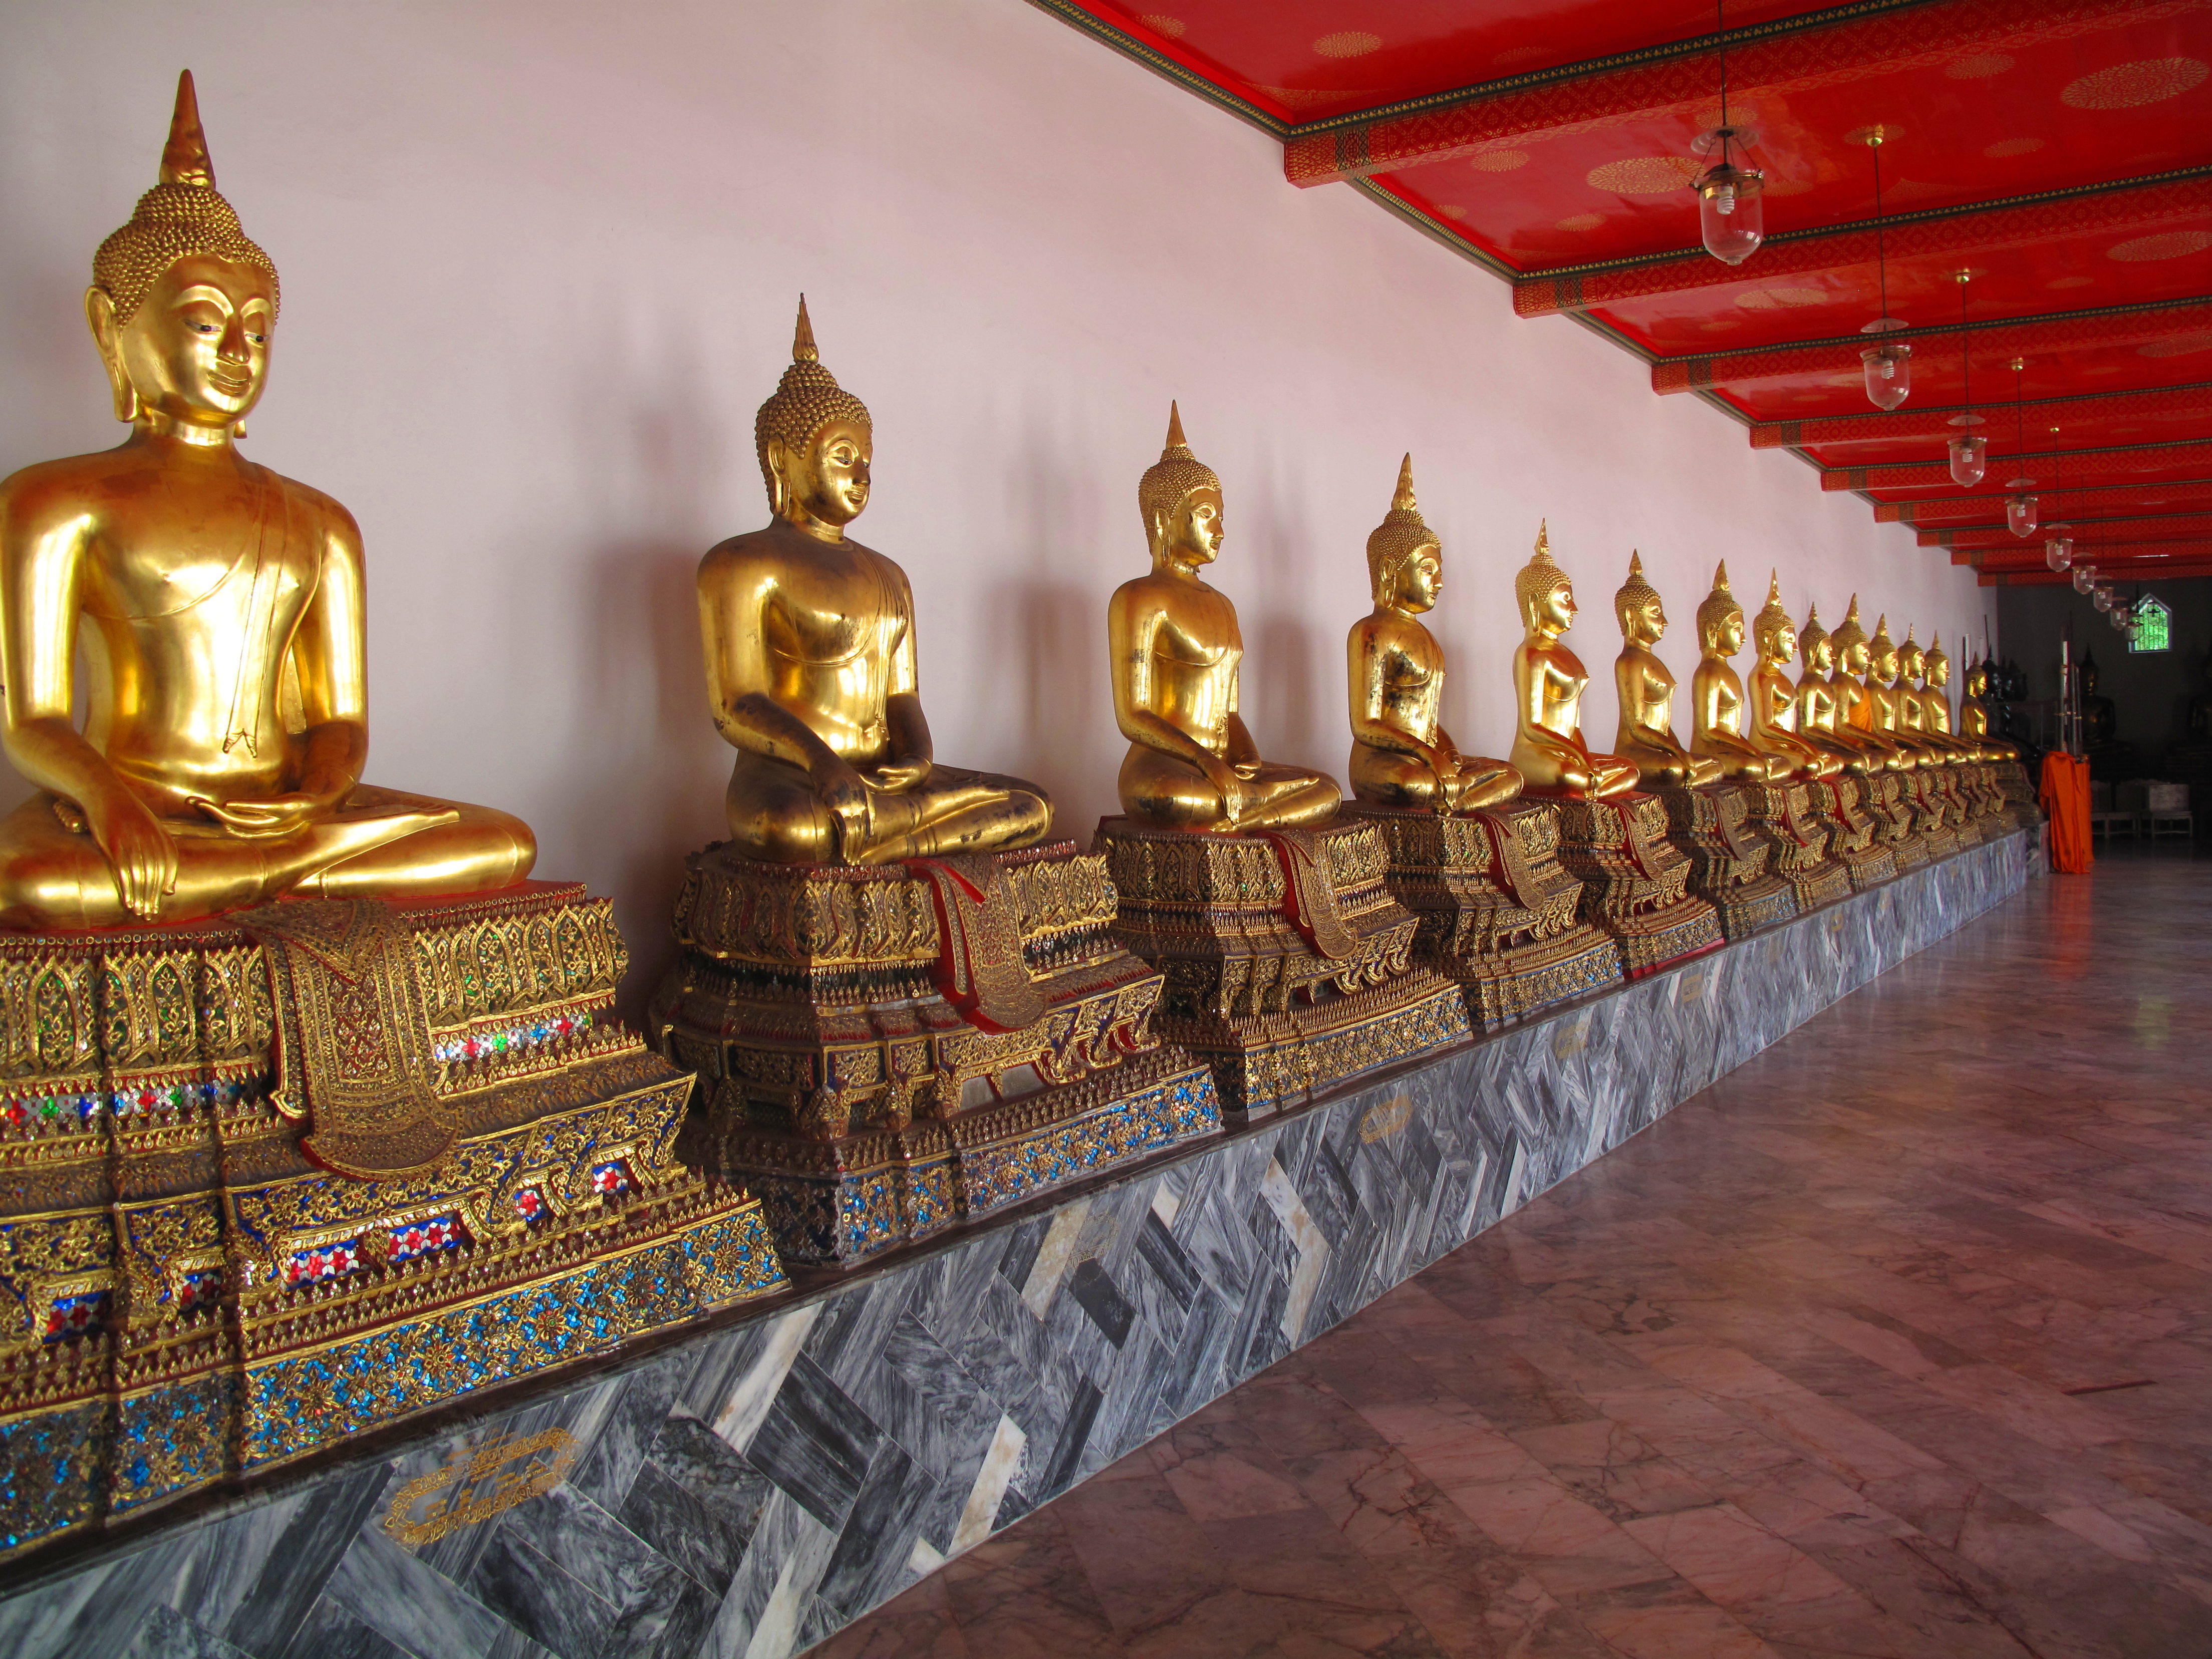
(810, 845), (2212, 1658)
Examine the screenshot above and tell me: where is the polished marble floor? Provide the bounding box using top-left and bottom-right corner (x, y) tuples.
(809, 845), (2212, 1658)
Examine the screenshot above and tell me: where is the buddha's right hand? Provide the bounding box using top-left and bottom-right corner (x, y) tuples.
(86, 790), (180, 920)
(1205, 759), (1246, 826)
(815, 758), (875, 859)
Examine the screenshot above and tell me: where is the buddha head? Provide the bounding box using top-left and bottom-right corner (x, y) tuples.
(756, 297), (873, 533)
(1832, 596), (1872, 677)
(1898, 628), (1926, 686)
(1515, 522), (1576, 637)
(1141, 402), (1225, 569)
(1695, 562), (1746, 659)
(1868, 615), (1900, 684)
(1926, 638), (1952, 690)
(88, 71), (280, 437)
(1366, 454), (1441, 613)
(1964, 660), (1989, 699)
(1753, 571), (1798, 665)
(1614, 551), (1665, 646)
(1799, 605), (1836, 677)
(2081, 651), (2100, 694)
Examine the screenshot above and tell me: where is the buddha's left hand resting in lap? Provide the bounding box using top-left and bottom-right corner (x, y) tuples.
(0, 73), (531, 930)
(697, 299), (1049, 865)
(1107, 405), (1339, 833)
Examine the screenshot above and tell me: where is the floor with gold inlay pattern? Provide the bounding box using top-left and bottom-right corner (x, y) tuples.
(809, 843), (2212, 1658)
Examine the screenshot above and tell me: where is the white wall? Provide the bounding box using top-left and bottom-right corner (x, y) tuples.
(0, 0), (1980, 998)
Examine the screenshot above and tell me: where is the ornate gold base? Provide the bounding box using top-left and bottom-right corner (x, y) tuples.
(651, 841), (1221, 1263)
(1990, 759), (2044, 833)
(1341, 800), (1622, 1030)
(1094, 815), (1472, 1118)
(1901, 773), (1963, 861)
(1651, 784), (1799, 939)
(1530, 791), (1724, 978)
(1740, 780), (1853, 911)
(1813, 777), (1898, 891)
(1857, 772), (1932, 871)
(0, 883), (783, 1563)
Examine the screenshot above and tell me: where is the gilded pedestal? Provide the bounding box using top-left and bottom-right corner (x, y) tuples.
(1858, 771), (1931, 871)
(1532, 791), (1723, 977)
(0, 883), (784, 1563)
(1901, 772), (1963, 860)
(1341, 799), (1621, 1029)
(1813, 776), (1898, 890)
(1650, 783), (1798, 938)
(1739, 779), (1852, 910)
(1093, 816), (1470, 1119)
(651, 841), (1220, 1263)
(1991, 759), (2044, 833)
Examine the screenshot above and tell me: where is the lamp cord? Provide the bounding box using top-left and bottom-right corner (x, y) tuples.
(1872, 142), (1888, 318)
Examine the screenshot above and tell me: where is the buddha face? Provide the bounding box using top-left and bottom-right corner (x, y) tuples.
(1807, 635), (1836, 676)
(1873, 645), (1899, 683)
(1899, 645), (1923, 682)
(1928, 656), (1950, 689)
(1159, 485), (1224, 568)
(92, 253), (273, 432)
(1708, 609), (1745, 658)
(1965, 665), (1986, 697)
(1841, 638), (1872, 677)
(1528, 579), (1575, 637)
(1394, 544), (1442, 613)
(1621, 598), (1665, 646)
(770, 417), (872, 529)
(1758, 619), (1796, 664)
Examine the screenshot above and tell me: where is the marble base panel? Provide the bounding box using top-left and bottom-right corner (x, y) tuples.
(0, 832), (2033, 1659)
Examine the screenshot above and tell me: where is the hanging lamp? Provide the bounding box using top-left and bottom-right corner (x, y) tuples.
(2073, 564), (2096, 594)
(2004, 359), (2038, 535)
(2043, 425), (2072, 570)
(2093, 582), (2115, 612)
(1692, 0), (1765, 264)
(1856, 128), (1909, 409)
(1946, 271), (1987, 487)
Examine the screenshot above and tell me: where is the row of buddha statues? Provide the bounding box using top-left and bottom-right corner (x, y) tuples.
(0, 75), (2040, 1562)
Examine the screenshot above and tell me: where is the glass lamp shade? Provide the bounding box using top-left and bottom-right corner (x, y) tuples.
(1695, 160), (1766, 265)
(2073, 566), (2096, 594)
(2111, 604), (2132, 632)
(2093, 585), (2114, 612)
(2044, 536), (2073, 571)
(1948, 433), (1989, 489)
(1859, 344), (1911, 410)
(2006, 492), (2039, 538)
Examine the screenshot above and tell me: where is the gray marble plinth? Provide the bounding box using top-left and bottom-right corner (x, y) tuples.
(0, 832), (2033, 1659)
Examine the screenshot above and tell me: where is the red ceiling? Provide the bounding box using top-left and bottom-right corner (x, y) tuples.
(1047, 0), (2212, 586)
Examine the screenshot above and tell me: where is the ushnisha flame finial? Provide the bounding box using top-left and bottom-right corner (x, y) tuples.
(1799, 602), (1828, 663)
(1696, 559), (1740, 642)
(1832, 593), (1869, 654)
(1614, 549), (1660, 621)
(1515, 520), (1572, 618)
(1366, 453), (1439, 600)
(93, 69), (279, 326)
(1755, 570), (1793, 642)
(754, 295), (872, 499)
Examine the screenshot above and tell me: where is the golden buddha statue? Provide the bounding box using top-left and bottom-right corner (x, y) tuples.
(1864, 616), (1939, 762)
(1346, 456), (1519, 812)
(1610, 552), (1721, 788)
(1508, 525), (1638, 798)
(1505, 529), (1718, 972)
(1688, 563), (1790, 781)
(1959, 659), (2020, 761)
(699, 301), (1050, 865)
(1796, 606), (1891, 772)
(1900, 632), (1973, 761)
(0, 74), (533, 930)
(1746, 574), (1841, 781)
(1110, 406), (1339, 830)
(1831, 597), (1919, 768)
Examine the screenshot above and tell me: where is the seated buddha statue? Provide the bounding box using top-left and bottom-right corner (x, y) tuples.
(1508, 525), (1638, 798)
(1610, 551), (1721, 788)
(1959, 659), (2020, 761)
(1904, 633), (1977, 761)
(1864, 616), (1942, 763)
(0, 73), (532, 930)
(1831, 597), (1920, 769)
(1109, 406), (1339, 831)
(699, 300), (1051, 864)
(1796, 605), (1898, 772)
(1346, 456), (1520, 812)
(1688, 563), (1791, 781)
(1746, 573), (1840, 780)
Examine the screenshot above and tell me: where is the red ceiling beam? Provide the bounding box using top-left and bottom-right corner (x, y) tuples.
(1750, 383), (2212, 450)
(1924, 512), (2212, 547)
(1653, 299), (2210, 395)
(1823, 438), (2212, 490)
(1876, 478), (2212, 521)
(1982, 561), (2212, 584)
(1967, 539), (2212, 565)
(1520, 174), (2211, 319)
(1283, 0), (2198, 187)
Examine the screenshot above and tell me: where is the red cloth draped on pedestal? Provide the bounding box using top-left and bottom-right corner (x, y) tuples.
(2039, 753), (2093, 874)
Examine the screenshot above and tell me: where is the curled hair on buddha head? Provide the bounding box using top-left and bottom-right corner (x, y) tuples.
(1614, 549), (1661, 633)
(1830, 594), (1869, 658)
(1798, 602), (1829, 666)
(1868, 613), (1898, 675)
(1695, 561), (1743, 648)
(1139, 401), (1222, 545)
(1753, 570), (1795, 654)
(1366, 454), (1440, 603)
(755, 295), (872, 505)
(1515, 521), (1573, 626)
(93, 71), (280, 329)
(1925, 636), (1951, 678)
(1898, 624), (1925, 678)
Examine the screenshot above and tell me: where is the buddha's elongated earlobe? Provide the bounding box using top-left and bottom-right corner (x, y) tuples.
(84, 287), (139, 422)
